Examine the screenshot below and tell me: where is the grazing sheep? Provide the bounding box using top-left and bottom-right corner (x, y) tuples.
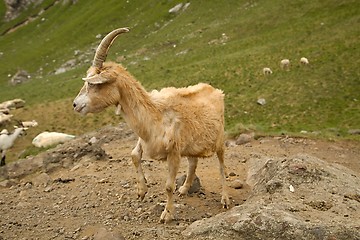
(300, 57), (309, 65)
(0, 99), (25, 110)
(0, 113), (13, 125)
(0, 127), (26, 166)
(280, 59), (290, 70)
(73, 28), (229, 223)
(21, 120), (38, 128)
(263, 67), (273, 75)
(32, 132), (75, 148)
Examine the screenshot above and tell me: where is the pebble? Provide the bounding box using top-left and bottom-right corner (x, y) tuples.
(230, 179), (244, 189)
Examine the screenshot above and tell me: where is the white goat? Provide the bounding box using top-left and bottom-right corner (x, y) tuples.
(73, 28), (229, 223)
(280, 59), (290, 70)
(300, 57), (309, 65)
(32, 131), (75, 148)
(262, 67), (273, 75)
(0, 127), (26, 166)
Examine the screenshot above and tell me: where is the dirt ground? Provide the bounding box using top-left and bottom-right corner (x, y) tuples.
(0, 125), (359, 240)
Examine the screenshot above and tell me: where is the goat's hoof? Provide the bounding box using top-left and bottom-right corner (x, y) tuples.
(159, 209), (173, 224)
(178, 186), (189, 196)
(221, 197), (230, 209)
(137, 192), (147, 201)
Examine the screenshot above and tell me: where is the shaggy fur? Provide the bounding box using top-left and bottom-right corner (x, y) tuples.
(73, 30), (229, 223)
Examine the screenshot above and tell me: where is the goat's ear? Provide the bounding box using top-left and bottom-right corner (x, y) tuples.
(82, 74), (110, 84)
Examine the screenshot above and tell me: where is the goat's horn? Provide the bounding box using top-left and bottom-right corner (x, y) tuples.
(92, 27), (130, 68)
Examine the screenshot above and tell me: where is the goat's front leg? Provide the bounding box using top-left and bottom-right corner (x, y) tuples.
(217, 148), (230, 208)
(178, 157), (198, 195)
(160, 151), (180, 223)
(131, 139), (147, 200)
(0, 150), (5, 166)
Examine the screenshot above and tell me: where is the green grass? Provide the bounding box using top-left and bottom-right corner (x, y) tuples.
(0, 0), (359, 162)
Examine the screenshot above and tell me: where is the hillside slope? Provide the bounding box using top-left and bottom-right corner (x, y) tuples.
(0, 0), (359, 162)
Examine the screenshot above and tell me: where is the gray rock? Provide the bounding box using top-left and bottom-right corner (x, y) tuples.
(9, 70), (31, 85)
(257, 98), (266, 105)
(230, 179), (244, 189)
(0, 179), (18, 188)
(6, 156), (44, 179)
(176, 174), (201, 194)
(348, 129), (360, 135)
(32, 172), (52, 187)
(235, 133), (253, 145)
(169, 3), (183, 13)
(183, 154), (360, 239)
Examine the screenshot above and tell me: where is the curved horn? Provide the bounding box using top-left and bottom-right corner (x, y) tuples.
(92, 27), (130, 69)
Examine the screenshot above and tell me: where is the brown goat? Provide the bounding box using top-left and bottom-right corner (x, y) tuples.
(73, 28), (229, 223)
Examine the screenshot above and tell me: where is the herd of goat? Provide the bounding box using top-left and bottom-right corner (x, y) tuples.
(1, 28), (310, 223)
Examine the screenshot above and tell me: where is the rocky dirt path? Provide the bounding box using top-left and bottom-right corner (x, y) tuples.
(0, 124), (359, 239)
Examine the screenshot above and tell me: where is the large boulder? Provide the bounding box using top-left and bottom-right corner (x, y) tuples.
(9, 70), (31, 85)
(183, 154), (360, 239)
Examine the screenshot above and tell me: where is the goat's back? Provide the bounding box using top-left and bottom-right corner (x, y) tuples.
(151, 83), (225, 157)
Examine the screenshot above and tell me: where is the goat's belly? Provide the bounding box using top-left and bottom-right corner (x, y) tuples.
(142, 144), (167, 161)
(182, 145), (216, 158)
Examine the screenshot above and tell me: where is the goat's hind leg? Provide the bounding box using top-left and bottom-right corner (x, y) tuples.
(217, 148), (230, 209)
(131, 139), (148, 200)
(178, 157), (198, 196)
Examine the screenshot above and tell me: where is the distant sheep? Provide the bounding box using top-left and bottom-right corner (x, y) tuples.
(32, 132), (75, 148)
(280, 59), (290, 70)
(0, 99), (25, 110)
(0, 113), (13, 125)
(300, 57), (309, 65)
(263, 67), (273, 75)
(21, 120), (38, 128)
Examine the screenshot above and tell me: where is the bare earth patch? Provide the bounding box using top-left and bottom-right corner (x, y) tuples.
(0, 124), (359, 239)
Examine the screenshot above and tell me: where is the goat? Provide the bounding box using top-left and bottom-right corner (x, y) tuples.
(73, 28), (229, 223)
(0, 126), (26, 166)
(32, 131), (75, 148)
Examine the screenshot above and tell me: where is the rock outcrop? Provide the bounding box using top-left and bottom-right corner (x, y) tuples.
(183, 154), (360, 239)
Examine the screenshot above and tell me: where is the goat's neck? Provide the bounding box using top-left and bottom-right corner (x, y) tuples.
(116, 79), (161, 141)
(7, 128), (23, 145)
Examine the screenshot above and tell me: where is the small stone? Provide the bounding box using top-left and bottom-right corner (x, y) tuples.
(230, 179), (244, 189)
(257, 98), (266, 105)
(89, 137), (98, 145)
(44, 186), (53, 192)
(235, 133), (253, 145)
(229, 172), (237, 177)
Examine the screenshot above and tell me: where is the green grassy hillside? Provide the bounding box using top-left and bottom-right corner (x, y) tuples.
(0, 0), (359, 162)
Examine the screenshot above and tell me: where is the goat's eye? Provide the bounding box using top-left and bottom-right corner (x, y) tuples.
(87, 82), (95, 87)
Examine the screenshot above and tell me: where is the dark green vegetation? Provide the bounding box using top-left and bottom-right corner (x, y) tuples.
(0, 0), (359, 161)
